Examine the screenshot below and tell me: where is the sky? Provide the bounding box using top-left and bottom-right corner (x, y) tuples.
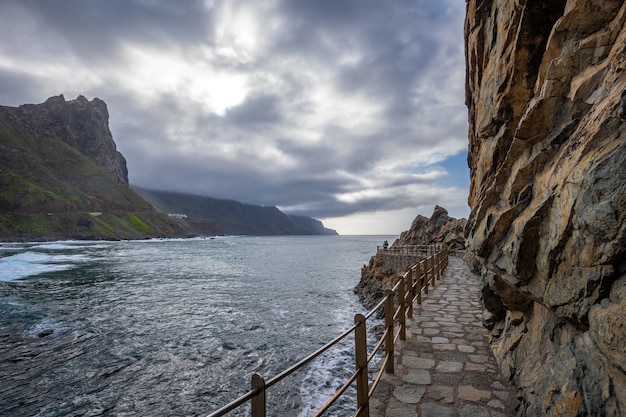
(0, 0), (469, 235)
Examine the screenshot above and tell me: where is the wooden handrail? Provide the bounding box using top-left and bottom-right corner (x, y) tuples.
(207, 244), (449, 417)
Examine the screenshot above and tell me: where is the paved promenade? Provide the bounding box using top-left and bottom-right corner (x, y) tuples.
(369, 256), (517, 417)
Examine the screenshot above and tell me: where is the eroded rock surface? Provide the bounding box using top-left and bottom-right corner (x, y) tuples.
(465, 0), (626, 415)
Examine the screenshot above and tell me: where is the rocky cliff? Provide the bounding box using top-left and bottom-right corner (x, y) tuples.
(355, 206), (466, 309)
(0, 95), (187, 240)
(16, 95), (128, 184)
(465, 0), (626, 415)
(394, 205), (467, 251)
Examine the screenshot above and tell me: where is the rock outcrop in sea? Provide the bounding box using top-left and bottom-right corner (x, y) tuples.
(354, 206), (466, 310)
(465, 1), (626, 414)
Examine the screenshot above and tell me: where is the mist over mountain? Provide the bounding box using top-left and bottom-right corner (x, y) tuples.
(133, 187), (338, 236)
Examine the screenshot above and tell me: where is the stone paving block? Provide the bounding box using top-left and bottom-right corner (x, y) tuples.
(402, 369), (431, 385)
(419, 402), (455, 417)
(431, 373), (462, 385)
(433, 343), (456, 351)
(458, 403), (491, 417)
(468, 354), (490, 363)
(393, 385), (426, 404)
(442, 334), (465, 340)
(426, 385), (455, 403)
(431, 336), (449, 343)
(458, 385), (491, 402)
(458, 344), (476, 353)
(384, 398), (417, 417)
(402, 356), (435, 369)
(435, 360), (464, 373)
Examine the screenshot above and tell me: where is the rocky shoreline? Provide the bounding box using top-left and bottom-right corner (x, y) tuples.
(354, 206), (466, 310)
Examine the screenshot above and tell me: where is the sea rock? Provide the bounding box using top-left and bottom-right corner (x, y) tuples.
(465, 0), (626, 415)
(394, 206), (467, 251)
(354, 206), (466, 309)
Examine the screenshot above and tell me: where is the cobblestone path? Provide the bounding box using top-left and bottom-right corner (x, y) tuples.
(369, 256), (517, 417)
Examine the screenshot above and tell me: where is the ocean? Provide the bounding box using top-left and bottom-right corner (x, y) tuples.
(0, 235), (393, 416)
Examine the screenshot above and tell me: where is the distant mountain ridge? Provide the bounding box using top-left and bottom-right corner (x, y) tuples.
(0, 95), (336, 240)
(133, 187), (338, 236)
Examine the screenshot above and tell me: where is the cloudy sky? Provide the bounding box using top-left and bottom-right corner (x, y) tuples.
(0, 0), (469, 235)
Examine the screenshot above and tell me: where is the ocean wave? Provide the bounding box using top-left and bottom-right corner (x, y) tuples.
(22, 318), (70, 338)
(0, 251), (89, 281)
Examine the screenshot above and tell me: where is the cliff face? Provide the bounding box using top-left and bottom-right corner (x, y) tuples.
(465, 1), (626, 415)
(16, 95), (129, 184)
(0, 95), (187, 240)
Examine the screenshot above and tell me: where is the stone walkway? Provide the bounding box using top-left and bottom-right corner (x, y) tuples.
(369, 256), (517, 417)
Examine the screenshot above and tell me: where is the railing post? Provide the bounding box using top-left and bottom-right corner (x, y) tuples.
(406, 271), (414, 319)
(416, 264), (422, 305)
(424, 259), (429, 294)
(398, 278), (406, 341)
(437, 251), (443, 280)
(354, 314), (369, 417)
(430, 255), (436, 288)
(251, 373), (266, 417)
(384, 290), (394, 374)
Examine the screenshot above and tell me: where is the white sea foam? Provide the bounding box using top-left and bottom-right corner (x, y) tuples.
(0, 251), (87, 281)
(297, 342), (355, 417)
(22, 318), (69, 337)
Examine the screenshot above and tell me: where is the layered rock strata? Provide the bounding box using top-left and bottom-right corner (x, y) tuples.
(465, 0), (626, 415)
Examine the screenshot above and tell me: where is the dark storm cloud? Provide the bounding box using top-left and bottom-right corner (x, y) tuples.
(225, 94), (283, 126)
(15, 0), (212, 50)
(0, 0), (469, 232)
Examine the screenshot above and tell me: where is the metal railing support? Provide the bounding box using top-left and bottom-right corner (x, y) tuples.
(384, 290), (394, 374)
(251, 374), (266, 417)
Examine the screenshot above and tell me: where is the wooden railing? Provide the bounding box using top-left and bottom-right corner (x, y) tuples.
(207, 245), (449, 417)
(376, 244), (440, 257)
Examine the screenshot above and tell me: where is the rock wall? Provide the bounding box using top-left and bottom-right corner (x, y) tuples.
(465, 0), (626, 415)
(17, 95), (129, 184)
(355, 206), (466, 309)
(394, 205), (467, 251)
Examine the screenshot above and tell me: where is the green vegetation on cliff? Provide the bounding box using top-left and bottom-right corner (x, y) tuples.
(0, 96), (188, 241)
